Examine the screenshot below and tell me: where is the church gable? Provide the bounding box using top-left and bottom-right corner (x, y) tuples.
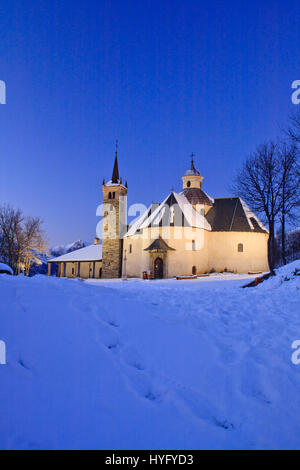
(138, 192), (211, 231)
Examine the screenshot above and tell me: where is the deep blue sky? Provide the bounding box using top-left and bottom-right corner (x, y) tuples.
(0, 0), (299, 246)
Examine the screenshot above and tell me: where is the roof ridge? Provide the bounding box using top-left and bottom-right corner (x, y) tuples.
(214, 196), (239, 200)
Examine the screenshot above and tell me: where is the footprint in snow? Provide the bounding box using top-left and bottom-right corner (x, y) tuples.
(93, 309), (120, 329)
(95, 325), (121, 353)
(214, 418), (234, 430)
(70, 297), (92, 313)
(107, 343), (120, 351)
(175, 387), (234, 430)
(125, 371), (162, 403)
(16, 358), (35, 378)
(248, 388), (272, 405)
(121, 346), (146, 371)
(18, 358), (30, 370)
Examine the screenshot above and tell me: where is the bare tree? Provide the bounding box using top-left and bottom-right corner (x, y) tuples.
(18, 217), (47, 275)
(277, 143), (300, 264)
(232, 141), (282, 272)
(287, 110), (300, 144)
(0, 204), (23, 272)
(0, 204), (47, 275)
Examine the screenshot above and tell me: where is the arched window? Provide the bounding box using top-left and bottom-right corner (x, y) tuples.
(192, 240), (196, 251)
(192, 266), (197, 275)
(129, 244), (132, 254)
(238, 243), (244, 253)
(108, 192), (112, 199)
(187, 181), (191, 187)
(112, 192), (116, 199)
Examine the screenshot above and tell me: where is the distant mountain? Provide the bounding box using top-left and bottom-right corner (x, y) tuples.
(50, 239), (89, 258)
(29, 240), (90, 276)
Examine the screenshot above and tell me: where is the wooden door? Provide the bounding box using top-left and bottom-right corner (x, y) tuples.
(154, 257), (163, 279)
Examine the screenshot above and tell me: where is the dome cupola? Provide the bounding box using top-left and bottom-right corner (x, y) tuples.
(182, 153), (204, 189)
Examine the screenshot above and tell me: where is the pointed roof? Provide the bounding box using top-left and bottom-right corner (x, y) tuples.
(184, 153), (201, 176)
(124, 203), (158, 237)
(123, 191), (211, 237)
(49, 243), (102, 262)
(111, 151), (120, 183)
(206, 198), (268, 233)
(144, 236), (175, 252)
(139, 192), (211, 231)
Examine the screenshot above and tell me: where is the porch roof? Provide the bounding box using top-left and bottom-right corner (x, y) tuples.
(144, 236), (176, 253)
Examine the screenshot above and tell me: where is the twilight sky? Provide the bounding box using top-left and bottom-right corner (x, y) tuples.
(0, 0), (299, 246)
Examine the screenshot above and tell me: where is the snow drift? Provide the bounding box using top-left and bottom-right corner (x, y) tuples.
(0, 262), (300, 449)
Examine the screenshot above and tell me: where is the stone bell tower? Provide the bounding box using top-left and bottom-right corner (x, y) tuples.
(102, 142), (128, 278)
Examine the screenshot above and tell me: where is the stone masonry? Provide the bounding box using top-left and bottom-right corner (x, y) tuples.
(102, 183), (127, 278)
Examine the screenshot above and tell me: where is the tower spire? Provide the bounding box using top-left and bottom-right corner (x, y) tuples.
(111, 140), (120, 183)
(190, 152), (196, 172)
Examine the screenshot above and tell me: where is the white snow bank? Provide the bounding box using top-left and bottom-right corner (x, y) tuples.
(0, 263), (13, 274)
(0, 270), (300, 449)
(258, 259), (300, 290)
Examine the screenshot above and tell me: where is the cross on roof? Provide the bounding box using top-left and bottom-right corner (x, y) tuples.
(190, 153), (196, 171)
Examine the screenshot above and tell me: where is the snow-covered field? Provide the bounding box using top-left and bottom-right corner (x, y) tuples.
(0, 263), (300, 450)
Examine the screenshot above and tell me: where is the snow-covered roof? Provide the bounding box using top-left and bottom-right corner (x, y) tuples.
(206, 197), (268, 233)
(137, 192), (211, 232)
(49, 244), (102, 263)
(0, 263), (13, 274)
(138, 194), (170, 230)
(174, 192), (211, 230)
(124, 204), (155, 237)
(184, 158), (201, 176)
(184, 168), (200, 176)
(105, 180), (123, 187)
(240, 199), (268, 233)
(124, 192), (212, 237)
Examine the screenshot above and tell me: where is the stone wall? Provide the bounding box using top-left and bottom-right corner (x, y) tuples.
(102, 184), (127, 278)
